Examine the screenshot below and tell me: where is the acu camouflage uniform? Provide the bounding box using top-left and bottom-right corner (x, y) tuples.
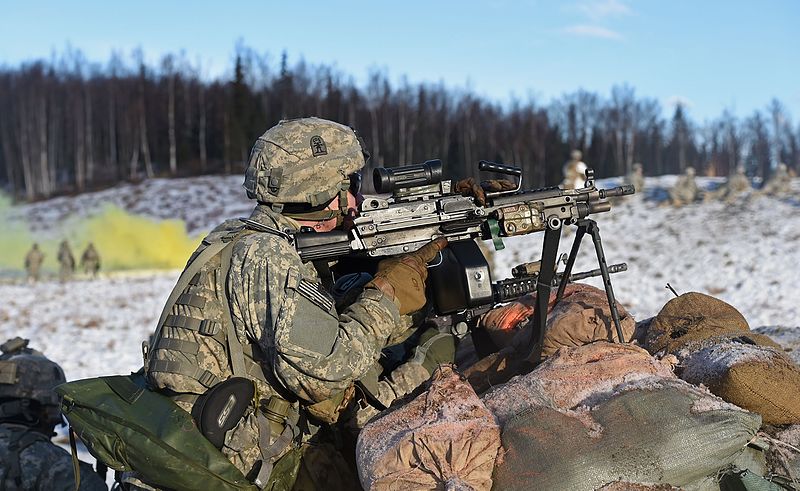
(669, 167), (699, 206)
(758, 163), (792, 197)
(0, 338), (106, 490)
(57, 241), (75, 282)
(562, 150), (588, 190)
(80, 244), (101, 278)
(625, 163), (645, 193)
(24, 245), (44, 283)
(145, 118), (430, 488)
(0, 425), (106, 491)
(705, 166), (751, 203)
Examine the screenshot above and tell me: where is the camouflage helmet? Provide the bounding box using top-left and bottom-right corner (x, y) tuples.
(570, 149), (583, 161)
(0, 337), (66, 423)
(243, 117), (366, 207)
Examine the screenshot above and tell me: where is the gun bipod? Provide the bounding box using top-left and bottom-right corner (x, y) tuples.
(524, 218), (626, 364)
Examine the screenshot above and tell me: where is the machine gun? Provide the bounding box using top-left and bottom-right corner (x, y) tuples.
(295, 159), (634, 362)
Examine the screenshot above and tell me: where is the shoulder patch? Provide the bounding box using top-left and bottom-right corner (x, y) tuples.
(297, 279), (335, 313)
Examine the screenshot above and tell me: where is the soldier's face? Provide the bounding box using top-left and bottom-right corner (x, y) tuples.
(296, 190), (361, 233)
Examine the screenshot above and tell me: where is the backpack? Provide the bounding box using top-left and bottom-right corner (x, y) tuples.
(57, 371), (258, 491)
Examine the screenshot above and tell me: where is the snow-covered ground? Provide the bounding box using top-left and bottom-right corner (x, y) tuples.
(1, 173), (799, 480)
(1, 173), (798, 380)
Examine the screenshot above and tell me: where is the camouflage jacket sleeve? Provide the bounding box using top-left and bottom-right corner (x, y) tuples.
(20, 441), (107, 491)
(228, 231), (403, 403)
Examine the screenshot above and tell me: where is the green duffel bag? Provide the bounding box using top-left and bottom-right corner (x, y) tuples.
(56, 371), (257, 491)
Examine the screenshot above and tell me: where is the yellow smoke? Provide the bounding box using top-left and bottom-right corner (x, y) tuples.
(0, 196), (204, 272)
(75, 205), (204, 270)
(0, 193), (37, 272)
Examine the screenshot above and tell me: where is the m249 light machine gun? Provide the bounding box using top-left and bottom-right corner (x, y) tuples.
(294, 159), (635, 362)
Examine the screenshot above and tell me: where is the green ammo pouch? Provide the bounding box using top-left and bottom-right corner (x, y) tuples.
(56, 371), (257, 491)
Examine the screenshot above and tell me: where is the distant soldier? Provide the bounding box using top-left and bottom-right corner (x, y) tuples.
(56, 241), (75, 282)
(704, 165), (751, 203)
(562, 150), (588, 190)
(625, 162), (645, 193)
(24, 244), (45, 283)
(80, 243), (101, 278)
(668, 166), (699, 206)
(757, 163), (792, 197)
(0, 337), (107, 490)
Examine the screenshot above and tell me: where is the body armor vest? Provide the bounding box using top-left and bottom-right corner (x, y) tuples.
(146, 222), (278, 404)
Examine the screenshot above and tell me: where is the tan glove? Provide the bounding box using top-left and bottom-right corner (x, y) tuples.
(366, 237), (448, 315)
(453, 178), (517, 206)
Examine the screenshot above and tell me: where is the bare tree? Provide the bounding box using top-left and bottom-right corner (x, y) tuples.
(0, 44), (796, 201)
(163, 55), (178, 175)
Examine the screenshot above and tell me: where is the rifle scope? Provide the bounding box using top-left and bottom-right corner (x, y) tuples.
(374, 159), (443, 194)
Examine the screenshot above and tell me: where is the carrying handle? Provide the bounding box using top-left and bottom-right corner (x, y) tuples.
(478, 160), (523, 197)
(478, 160), (522, 177)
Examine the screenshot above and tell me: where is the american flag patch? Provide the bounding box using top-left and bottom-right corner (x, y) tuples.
(297, 279), (335, 313)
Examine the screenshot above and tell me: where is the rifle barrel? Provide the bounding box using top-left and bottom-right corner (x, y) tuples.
(599, 185), (636, 198)
(493, 262), (627, 303)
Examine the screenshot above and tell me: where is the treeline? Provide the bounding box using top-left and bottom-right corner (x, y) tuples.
(1, 46), (798, 201)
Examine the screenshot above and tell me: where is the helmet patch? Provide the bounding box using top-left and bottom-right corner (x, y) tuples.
(310, 136), (328, 156)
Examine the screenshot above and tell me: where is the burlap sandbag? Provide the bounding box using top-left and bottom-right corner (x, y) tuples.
(542, 286), (636, 358)
(680, 339), (800, 425)
(491, 377), (762, 491)
(645, 292), (751, 354)
(463, 347), (532, 396)
(356, 365), (501, 491)
(482, 343), (676, 424)
(514, 342), (676, 410)
(480, 284), (635, 359)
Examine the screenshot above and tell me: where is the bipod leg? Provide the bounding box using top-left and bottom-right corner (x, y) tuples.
(585, 219), (626, 343)
(524, 225), (561, 364)
(556, 223), (588, 303)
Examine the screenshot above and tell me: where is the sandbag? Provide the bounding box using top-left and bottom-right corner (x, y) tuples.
(597, 483), (681, 490)
(491, 377), (762, 491)
(356, 365), (501, 491)
(763, 425), (800, 484)
(680, 339), (800, 425)
(480, 283), (636, 359)
(646, 292), (750, 354)
(482, 342), (675, 424)
(463, 347), (532, 396)
(542, 286), (636, 358)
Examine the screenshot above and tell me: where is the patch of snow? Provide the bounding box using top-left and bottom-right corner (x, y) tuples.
(680, 341), (781, 382)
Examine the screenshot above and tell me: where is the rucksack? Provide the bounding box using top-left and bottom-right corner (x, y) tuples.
(57, 371), (258, 491)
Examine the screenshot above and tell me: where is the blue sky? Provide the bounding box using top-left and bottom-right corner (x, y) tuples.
(1, 0), (797, 123)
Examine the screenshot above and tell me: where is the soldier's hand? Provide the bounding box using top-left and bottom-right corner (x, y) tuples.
(410, 327), (457, 375)
(454, 177), (517, 206)
(366, 237), (448, 315)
